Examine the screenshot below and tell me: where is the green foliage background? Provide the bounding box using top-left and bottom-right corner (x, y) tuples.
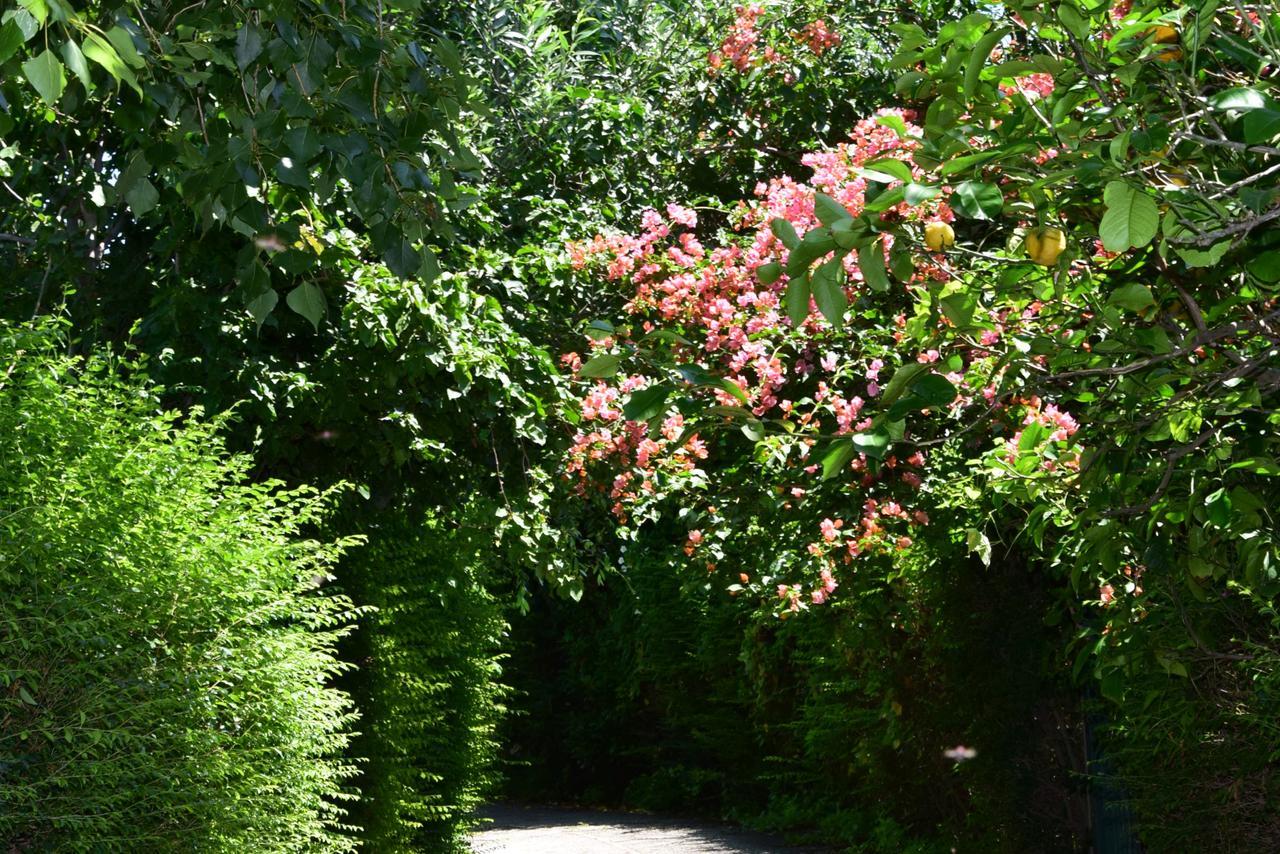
(2, 0), (1279, 851)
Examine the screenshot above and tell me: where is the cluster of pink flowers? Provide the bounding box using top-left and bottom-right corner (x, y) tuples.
(1002, 396), (1082, 470)
(708, 5), (768, 72)
(800, 18), (841, 56)
(565, 389), (710, 521)
(999, 73), (1055, 101)
(707, 6), (842, 77)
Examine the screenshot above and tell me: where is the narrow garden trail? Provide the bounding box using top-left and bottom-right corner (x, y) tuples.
(469, 805), (827, 853)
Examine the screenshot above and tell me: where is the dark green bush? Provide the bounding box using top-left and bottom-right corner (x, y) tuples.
(344, 509), (508, 852)
(0, 321), (360, 852)
(502, 524), (1087, 852)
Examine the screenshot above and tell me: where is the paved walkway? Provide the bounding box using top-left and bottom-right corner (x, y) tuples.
(469, 804), (825, 854)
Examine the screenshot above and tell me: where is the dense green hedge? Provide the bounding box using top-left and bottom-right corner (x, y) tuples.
(344, 509), (508, 852)
(0, 322), (360, 852)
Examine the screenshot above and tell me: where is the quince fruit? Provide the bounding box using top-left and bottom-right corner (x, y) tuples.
(923, 221), (955, 252)
(1026, 227), (1067, 266)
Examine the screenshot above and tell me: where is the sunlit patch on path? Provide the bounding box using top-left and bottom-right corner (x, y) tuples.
(469, 805), (828, 853)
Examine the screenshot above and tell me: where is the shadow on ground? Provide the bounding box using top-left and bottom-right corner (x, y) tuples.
(469, 804), (832, 853)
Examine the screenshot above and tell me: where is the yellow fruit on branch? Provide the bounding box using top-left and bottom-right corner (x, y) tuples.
(1141, 24), (1182, 61)
(1026, 227), (1067, 266)
(923, 221), (955, 252)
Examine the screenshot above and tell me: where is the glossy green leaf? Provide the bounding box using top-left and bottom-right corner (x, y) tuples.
(822, 439), (856, 479)
(951, 180), (1003, 220)
(858, 238), (890, 293)
(0, 20), (26, 66)
(61, 39), (92, 93)
(756, 261), (783, 284)
(622, 384), (672, 422)
(577, 353), (620, 378)
(245, 288), (278, 330)
(785, 229), (837, 276)
(813, 192), (853, 225)
(1099, 181), (1158, 251)
(770, 218), (800, 250)
(785, 275), (811, 325)
(811, 257), (846, 324)
(910, 373), (958, 408)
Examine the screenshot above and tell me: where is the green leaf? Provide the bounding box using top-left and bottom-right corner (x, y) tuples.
(966, 528), (992, 566)
(858, 238), (890, 293)
(419, 247), (441, 285)
(1108, 283), (1155, 312)
(910, 373), (958, 408)
(876, 113), (909, 136)
(577, 353), (620, 379)
(951, 181), (1003, 220)
(1244, 109), (1280, 144)
(384, 238), (421, 279)
(784, 276), (811, 325)
(964, 27), (1008, 100)
(284, 125), (323, 163)
(622, 384), (672, 422)
(286, 282), (326, 330)
(1204, 487), (1232, 528)
(940, 292), (976, 327)
(741, 419), (765, 442)
(756, 261), (783, 285)
(61, 38), (92, 93)
(1209, 86), (1268, 111)
(124, 178), (159, 217)
(878, 363), (927, 408)
(813, 192), (853, 225)
(860, 157), (914, 184)
(105, 26), (144, 69)
(245, 288), (278, 330)
(675, 364), (716, 385)
(82, 32), (140, 95)
(1057, 6), (1088, 39)
(235, 24), (264, 69)
(1099, 181), (1159, 251)
(22, 49), (66, 105)
(716, 379), (748, 405)
(1247, 251), (1280, 283)
(18, 686), (36, 706)
(584, 319), (615, 340)
(785, 228), (837, 276)
(822, 440), (856, 480)
(0, 20), (26, 66)
(811, 257), (846, 324)
(1175, 240), (1230, 269)
(771, 218), (800, 250)
(852, 430), (892, 460)
(904, 183), (941, 205)
(17, 0), (47, 24)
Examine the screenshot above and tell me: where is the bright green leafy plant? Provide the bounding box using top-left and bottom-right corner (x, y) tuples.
(0, 319), (360, 851)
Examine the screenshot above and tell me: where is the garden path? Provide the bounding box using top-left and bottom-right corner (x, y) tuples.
(469, 804), (829, 854)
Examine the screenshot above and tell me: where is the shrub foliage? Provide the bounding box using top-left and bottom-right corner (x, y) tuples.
(0, 322), (360, 852)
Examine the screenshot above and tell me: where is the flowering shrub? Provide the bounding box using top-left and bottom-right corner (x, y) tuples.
(564, 103), (1084, 613)
(560, 1), (1280, 845)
